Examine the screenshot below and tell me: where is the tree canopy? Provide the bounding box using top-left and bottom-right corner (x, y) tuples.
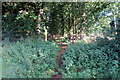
(2, 2), (120, 41)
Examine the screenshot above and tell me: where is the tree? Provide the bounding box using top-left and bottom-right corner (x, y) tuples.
(2, 2), (113, 41)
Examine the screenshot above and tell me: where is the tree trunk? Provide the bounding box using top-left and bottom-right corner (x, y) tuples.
(44, 26), (48, 41)
(37, 9), (42, 34)
(67, 13), (72, 39)
(80, 2), (86, 40)
(79, 28), (84, 39)
(73, 16), (76, 34)
(37, 3), (44, 34)
(61, 13), (64, 36)
(74, 16), (78, 34)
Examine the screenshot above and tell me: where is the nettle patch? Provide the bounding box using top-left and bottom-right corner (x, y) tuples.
(2, 38), (59, 78)
(60, 42), (119, 78)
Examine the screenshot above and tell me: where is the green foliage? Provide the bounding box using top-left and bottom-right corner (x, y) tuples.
(2, 11), (38, 38)
(2, 14), (16, 38)
(2, 2), (112, 37)
(0, 25), (1, 79)
(61, 42), (119, 78)
(2, 38), (59, 78)
(55, 37), (69, 43)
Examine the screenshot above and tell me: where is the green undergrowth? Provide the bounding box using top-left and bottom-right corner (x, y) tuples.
(60, 40), (120, 79)
(0, 58), (1, 80)
(2, 38), (59, 78)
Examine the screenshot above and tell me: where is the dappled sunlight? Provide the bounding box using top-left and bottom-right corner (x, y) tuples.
(2, 2), (120, 79)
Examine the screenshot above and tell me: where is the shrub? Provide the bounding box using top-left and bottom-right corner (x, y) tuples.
(2, 12), (38, 39)
(2, 38), (59, 78)
(60, 42), (119, 78)
(0, 42), (2, 80)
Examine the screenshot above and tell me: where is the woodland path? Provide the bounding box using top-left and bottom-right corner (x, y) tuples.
(52, 43), (67, 78)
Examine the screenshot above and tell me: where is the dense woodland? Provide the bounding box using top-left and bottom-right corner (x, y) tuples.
(1, 2), (120, 79)
(2, 2), (119, 41)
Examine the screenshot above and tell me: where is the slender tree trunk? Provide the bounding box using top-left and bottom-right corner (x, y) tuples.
(44, 26), (48, 41)
(68, 13), (71, 38)
(61, 14), (64, 36)
(80, 28), (84, 39)
(74, 16), (78, 34)
(37, 3), (44, 34)
(69, 13), (73, 35)
(37, 9), (42, 34)
(80, 2), (86, 40)
(73, 16), (76, 34)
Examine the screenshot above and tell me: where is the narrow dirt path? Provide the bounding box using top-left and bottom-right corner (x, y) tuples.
(52, 43), (67, 78)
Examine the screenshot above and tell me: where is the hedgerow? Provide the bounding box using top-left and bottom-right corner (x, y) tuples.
(61, 41), (119, 78)
(2, 38), (59, 78)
